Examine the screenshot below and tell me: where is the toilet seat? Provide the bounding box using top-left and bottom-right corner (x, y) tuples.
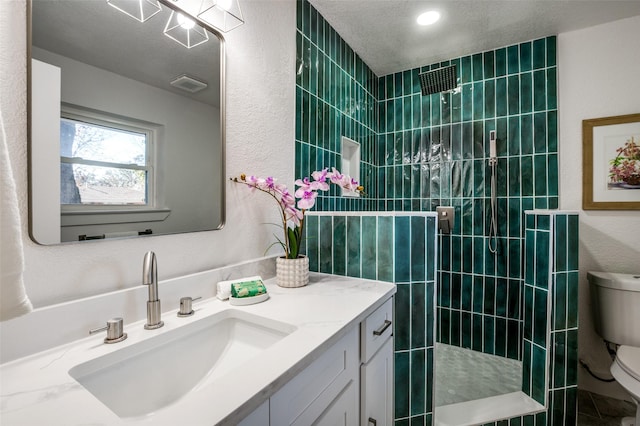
(611, 346), (640, 402)
(617, 346), (640, 382)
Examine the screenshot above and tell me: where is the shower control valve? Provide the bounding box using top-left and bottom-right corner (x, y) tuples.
(436, 206), (455, 234)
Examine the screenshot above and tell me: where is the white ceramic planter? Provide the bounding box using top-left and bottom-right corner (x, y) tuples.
(276, 256), (309, 288)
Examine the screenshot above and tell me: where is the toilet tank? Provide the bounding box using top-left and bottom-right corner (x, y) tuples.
(588, 271), (640, 347)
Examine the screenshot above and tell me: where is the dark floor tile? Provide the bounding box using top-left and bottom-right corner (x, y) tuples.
(590, 391), (636, 418)
(577, 389), (599, 419)
(577, 413), (618, 426)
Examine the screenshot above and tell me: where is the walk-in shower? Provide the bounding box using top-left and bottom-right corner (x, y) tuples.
(432, 123), (528, 425)
(295, 5), (570, 423)
(436, 131), (510, 411)
(417, 67), (531, 424)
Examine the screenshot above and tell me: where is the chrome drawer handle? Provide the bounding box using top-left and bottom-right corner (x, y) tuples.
(373, 319), (392, 336)
(368, 418), (377, 425)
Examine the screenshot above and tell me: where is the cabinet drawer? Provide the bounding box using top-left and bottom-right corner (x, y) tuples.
(360, 297), (393, 363)
(270, 327), (359, 425)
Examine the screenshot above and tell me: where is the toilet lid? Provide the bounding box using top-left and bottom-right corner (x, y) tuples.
(616, 346), (640, 382)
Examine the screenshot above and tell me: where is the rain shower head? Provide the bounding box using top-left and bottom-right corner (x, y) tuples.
(418, 65), (457, 96)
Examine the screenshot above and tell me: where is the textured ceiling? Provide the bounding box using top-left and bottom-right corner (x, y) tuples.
(31, 0), (221, 107)
(310, 0), (640, 76)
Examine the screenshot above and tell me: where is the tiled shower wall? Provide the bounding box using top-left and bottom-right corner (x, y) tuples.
(520, 211), (579, 424)
(295, 0), (377, 211)
(379, 38), (559, 361)
(304, 212), (439, 425)
(452, 211), (578, 426)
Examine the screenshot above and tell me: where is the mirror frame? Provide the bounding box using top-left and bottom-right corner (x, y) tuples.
(26, 0), (226, 244)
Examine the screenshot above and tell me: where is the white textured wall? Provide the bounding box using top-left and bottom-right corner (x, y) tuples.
(0, 0), (296, 307)
(558, 15), (640, 399)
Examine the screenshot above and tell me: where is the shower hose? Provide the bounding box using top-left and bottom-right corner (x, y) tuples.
(488, 158), (498, 254)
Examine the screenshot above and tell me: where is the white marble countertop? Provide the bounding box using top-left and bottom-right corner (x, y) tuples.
(0, 273), (395, 425)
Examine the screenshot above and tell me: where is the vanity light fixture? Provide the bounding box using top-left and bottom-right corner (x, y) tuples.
(417, 10), (441, 26)
(197, 0), (244, 33)
(164, 11), (209, 49)
(106, 0), (162, 23)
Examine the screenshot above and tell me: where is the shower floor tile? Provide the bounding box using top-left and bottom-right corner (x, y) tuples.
(435, 343), (522, 406)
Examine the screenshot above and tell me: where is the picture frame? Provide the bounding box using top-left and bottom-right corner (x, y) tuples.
(582, 113), (640, 210)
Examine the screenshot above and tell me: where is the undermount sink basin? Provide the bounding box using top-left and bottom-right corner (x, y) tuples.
(68, 309), (296, 418)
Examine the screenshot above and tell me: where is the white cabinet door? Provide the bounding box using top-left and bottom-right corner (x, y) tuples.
(270, 327), (359, 426)
(360, 337), (394, 426)
(314, 379), (358, 426)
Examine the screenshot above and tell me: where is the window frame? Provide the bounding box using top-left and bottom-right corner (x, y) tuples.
(59, 105), (157, 213)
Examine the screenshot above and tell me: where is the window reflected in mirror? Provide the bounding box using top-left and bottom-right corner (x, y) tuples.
(60, 113), (152, 207)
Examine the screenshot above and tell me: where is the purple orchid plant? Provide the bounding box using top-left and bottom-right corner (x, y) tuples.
(231, 168), (363, 259)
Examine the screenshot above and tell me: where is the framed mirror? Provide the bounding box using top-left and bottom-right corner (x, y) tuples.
(28, 0), (225, 244)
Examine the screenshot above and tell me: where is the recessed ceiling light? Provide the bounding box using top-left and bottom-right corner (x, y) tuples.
(417, 11), (440, 26)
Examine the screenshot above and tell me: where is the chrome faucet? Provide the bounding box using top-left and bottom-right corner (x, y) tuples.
(142, 251), (163, 330)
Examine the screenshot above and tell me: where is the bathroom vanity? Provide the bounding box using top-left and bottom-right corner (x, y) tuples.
(0, 271), (395, 425)
(244, 296), (394, 426)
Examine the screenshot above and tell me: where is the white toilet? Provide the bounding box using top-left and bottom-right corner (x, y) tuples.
(589, 271), (640, 426)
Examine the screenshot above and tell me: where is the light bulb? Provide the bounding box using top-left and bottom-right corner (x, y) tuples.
(417, 11), (440, 26)
(217, 0), (232, 11)
(177, 13), (195, 29)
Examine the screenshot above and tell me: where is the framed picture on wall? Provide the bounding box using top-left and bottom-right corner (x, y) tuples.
(583, 113), (640, 210)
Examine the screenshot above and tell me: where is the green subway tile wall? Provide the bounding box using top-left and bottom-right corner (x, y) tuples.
(521, 211), (579, 425)
(305, 213), (438, 424)
(379, 38), (560, 361)
(295, 0), (378, 211)
(551, 213), (579, 425)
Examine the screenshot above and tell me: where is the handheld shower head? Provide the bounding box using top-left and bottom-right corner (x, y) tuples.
(489, 130), (497, 161)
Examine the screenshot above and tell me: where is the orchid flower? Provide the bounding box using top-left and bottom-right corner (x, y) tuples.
(231, 168), (363, 259)
(326, 167), (344, 185)
(285, 205), (303, 226)
(297, 189), (317, 210)
(311, 168), (330, 190)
